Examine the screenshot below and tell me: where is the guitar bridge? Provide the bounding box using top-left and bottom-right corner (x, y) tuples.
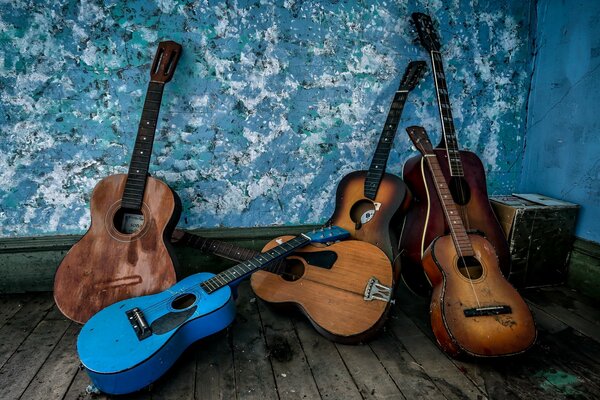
(126, 307), (152, 340)
(364, 277), (392, 303)
(464, 305), (512, 317)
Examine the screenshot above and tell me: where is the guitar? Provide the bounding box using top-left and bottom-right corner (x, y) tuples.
(54, 41), (183, 324)
(406, 126), (535, 357)
(399, 13), (511, 296)
(329, 60), (426, 282)
(171, 229), (394, 343)
(77, 227), (350, 395)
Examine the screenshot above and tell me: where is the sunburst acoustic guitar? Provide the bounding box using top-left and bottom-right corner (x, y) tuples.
(171, 229), (394, 343)
(399, 13), (511, 296)
(329, 60), (426, 283)
(405, 126), (536, 357)
(54, 41), (183, 324)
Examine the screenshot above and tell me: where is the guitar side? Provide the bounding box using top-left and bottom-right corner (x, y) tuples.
(422, 234), (536, 357)
(399, 150), (510, 295)
(251, 237), (394, 343)
(329, 170), (410, 282)
(54, 174), (180, 324)
(77, 272), (235, 395)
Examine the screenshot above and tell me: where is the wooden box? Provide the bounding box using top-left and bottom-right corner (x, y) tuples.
(490, 194), (579, 287)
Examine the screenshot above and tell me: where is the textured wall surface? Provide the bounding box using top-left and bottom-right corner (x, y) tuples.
(520, 0), (600, 243)
(0, 0), (535, 237)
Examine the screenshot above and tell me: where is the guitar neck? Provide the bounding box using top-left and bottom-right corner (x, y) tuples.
(200, 234), (311, 294)
(430, 50), (464, 177)
(364, 89), (410, 199)
(121, 81), (165, 211)
(174, 230), (259, 263)
(423, 154), (473, 256)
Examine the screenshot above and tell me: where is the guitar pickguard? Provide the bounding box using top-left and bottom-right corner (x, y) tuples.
(151, 306), (197, 335)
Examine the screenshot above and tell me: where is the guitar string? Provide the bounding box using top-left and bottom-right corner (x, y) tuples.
(426, 154), (482, 308)
(429, 49), (482, 307)
(139, 232), (330, 314)
(138, 237), (309, 314)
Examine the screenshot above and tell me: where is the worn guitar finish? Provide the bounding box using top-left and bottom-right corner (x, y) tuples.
(253, 236), (393, 343)
(171, 229), (394, 343)
(329, 61), (426, 282)
(54, 41), (183, 324)
(407, 126), (535, 358)
(77, 227), (349, 395)
(399, 13), (510, 295)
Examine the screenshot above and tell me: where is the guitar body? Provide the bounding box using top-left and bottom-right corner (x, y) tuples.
(77, 272), (236, 395)
(54, 174), (180, 324)
(329, 171), (411, 282)
(251, 237), (394, 343)
(399, 149), (510, 295)
(423, 234), (536, 357)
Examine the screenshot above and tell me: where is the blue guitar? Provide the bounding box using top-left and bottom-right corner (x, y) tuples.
(77, 226), (350, 395)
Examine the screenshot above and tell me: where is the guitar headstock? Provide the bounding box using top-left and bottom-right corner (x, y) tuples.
(406, 126), (434, 156)
(412, 13), (441, 52)
(399, 61), (427, 91)
(304, 226), (350, 244)
(150, 41), (182, 83)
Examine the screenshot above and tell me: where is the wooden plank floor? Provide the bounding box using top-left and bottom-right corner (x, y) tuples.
(1, 283), (599, 400)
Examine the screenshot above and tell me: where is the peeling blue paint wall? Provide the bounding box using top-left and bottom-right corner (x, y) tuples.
(520, 0), (600, 243)
(0, 0), (535, 237)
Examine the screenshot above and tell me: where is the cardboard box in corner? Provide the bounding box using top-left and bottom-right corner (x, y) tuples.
(490, 194), (579, 288)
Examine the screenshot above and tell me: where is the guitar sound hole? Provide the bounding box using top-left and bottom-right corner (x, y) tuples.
(457, 256), (483, 280)
(349, 199), (376, 229)
(113, 208), (145, 234)
(449, 177), (471, 205)
(172, 293), (197, 310)
(281, 259), (305, 281)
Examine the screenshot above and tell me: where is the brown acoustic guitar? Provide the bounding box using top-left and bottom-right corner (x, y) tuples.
(406, 126), (536, 357)
(54, 41), (183, 324)
(399, 13), (511, 296)
(171, 229), (394, 343)
(329, 60), (426, 283)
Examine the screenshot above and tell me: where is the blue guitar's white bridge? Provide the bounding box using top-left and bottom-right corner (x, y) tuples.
(364, 277), (392, 303)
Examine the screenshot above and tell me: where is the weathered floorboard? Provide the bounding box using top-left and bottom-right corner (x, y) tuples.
(194, 329), (236, 400)
(368, 328), (447, 400)
(292, 317), (363, 400)
(0, 284), (599, 400)
(19, 323), (80, 400)
(0, 294), (30, 329)
(0, 294), (54, 370)
(335, 340), (403, 400)
(231, 283), (279, 400)
(0, 316), (69, 400)
(256, 301), (321, 400)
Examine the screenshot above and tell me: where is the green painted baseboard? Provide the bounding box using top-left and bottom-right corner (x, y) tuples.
(2, 229), (599, 300)
(566, 237), (600, 301)
(0, 225), (318, 293)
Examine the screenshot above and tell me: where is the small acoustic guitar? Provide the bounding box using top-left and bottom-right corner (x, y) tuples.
(400, 13), (511, 296)
(406, 126), (536, 357)
(329, 60), (426, 282)
(78, 227), (350, 395)
(54, 41), (183, 324)
(171, 229), (394, 343)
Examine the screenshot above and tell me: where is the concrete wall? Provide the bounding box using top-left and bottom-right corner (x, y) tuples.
(520, 0), (600, 243)
(0, 0), (535, 237)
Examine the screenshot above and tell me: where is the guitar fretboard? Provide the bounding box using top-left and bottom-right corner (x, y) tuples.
(364, 90), (409, 200)
(200, 235), (311, 294)
(430, 50), (464, 177)
(423, 154), (473, 256)
(177, 232), (259, 263)
(121, 82), (165, 211)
